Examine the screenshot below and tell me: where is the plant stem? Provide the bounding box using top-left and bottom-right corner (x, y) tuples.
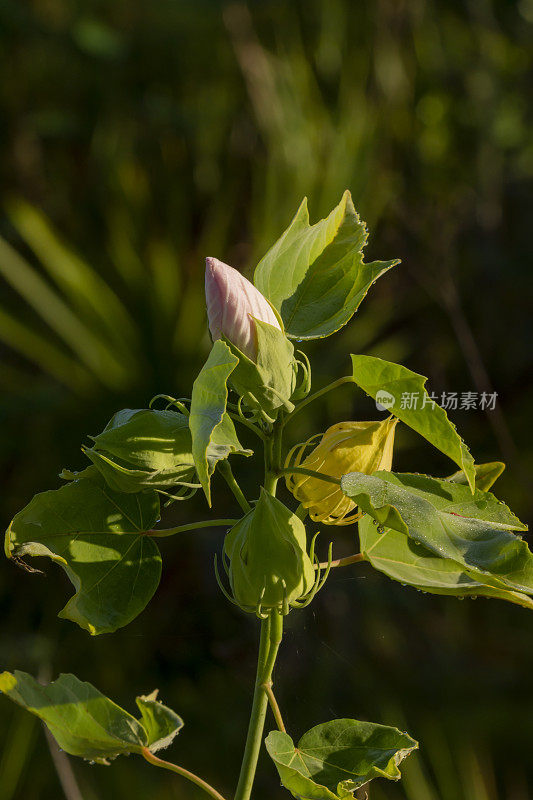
(141, 747), (228, 800)
(227, 410), (266, 441)
(263, 421), (282, 495)
(147, 519), (239, 537)
(275, 466), (341, 485)
(219, 461), (252, 513)
(282, 375), (354, 426)
(264, 685), (285, 733)
(234, 612), (283, 800)
(316, 552), (365, 570)
(234, 420), (285, 800)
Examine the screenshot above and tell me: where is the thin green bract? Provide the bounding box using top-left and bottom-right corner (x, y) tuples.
(189, 340), (251, 505)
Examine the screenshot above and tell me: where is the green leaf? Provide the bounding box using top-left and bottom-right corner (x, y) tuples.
(82, 408), (198, 493)
(350, 355), (476, 491)
(190, 341), (252, 505)
(0, 671), (182, 763)
(254, 192), (398, 340)
(265, 719), (418, 798)
(447, 461), (505, 492)
(4, 468), (161, 634)
(375, 472), (526, 530)
(359, 516), (533, 610)
(225, 319), (297, 418)
(341, 471), (533, 598)
(135, 690), (184, 753)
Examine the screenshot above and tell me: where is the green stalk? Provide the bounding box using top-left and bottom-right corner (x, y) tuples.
(234, 420), (285, 800)
(234, 613), (283, 800)
(219, 461), (252, 513)
(141, 748), (228, 800)
(227, 410), (266, 441)
(282, 375), (354, 426)
(147, 519), (239, 537)
(263, 421), (282, 495)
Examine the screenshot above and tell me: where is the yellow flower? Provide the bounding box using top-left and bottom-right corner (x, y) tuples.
(285, 416), (398, 525)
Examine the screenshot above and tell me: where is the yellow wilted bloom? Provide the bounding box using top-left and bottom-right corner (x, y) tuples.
(285, 417), (398, 525)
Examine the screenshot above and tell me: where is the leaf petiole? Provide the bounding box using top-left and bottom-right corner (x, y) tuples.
(263, 683), (285, 733)
(316, 552), (366, 570)
(227, 410), (266, 441)
(282, 375), (354, 426)
(141, 747), (228, 800)
(147, 519), (239, 537)
(219, 461), (252, 513)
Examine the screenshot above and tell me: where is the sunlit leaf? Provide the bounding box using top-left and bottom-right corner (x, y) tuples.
(225, 319), (296, 417)
(350, 355), (476, 490)
(83, 408), (198, 493)
(447, 461), (505, 492)
(342, 471), (533, 598)
(359, 516), (533, 610)
(265, 719), (417, 798)
(4, 468), (161, 634)
(254, 192), (398, 340)
(190, 340), (252, 505)
(135, 690), (184, 753)
(0, 671), (182, 763)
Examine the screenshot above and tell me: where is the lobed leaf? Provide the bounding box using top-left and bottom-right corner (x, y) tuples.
(0, 671), (182, 763)
(4, 468), (162, 634)
(265, 719), (417, 798)
(350, 355), (476, 490)
(342, 471), (533, 600)
(359, 516), (533, 610)
(254, 192), (398, 340)
(135, 690), (184, 753)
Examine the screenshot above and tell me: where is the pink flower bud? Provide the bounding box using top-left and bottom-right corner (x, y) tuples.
(205, 257), (281, 361)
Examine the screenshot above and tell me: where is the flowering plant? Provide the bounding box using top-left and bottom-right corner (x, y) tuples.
(2, 191), (529, 800)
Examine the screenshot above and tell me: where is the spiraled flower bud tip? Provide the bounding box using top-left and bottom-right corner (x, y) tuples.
(205, 256), (280, 361)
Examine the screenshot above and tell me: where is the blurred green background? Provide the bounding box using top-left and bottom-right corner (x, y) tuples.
(1, 0), (532, 798)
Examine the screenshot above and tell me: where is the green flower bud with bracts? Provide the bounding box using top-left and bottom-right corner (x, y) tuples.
(217, 490), (331, 618)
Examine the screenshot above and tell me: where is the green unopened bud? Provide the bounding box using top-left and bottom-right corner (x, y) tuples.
(222, 490), (316, 616)
(82, 409), (197, 494)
